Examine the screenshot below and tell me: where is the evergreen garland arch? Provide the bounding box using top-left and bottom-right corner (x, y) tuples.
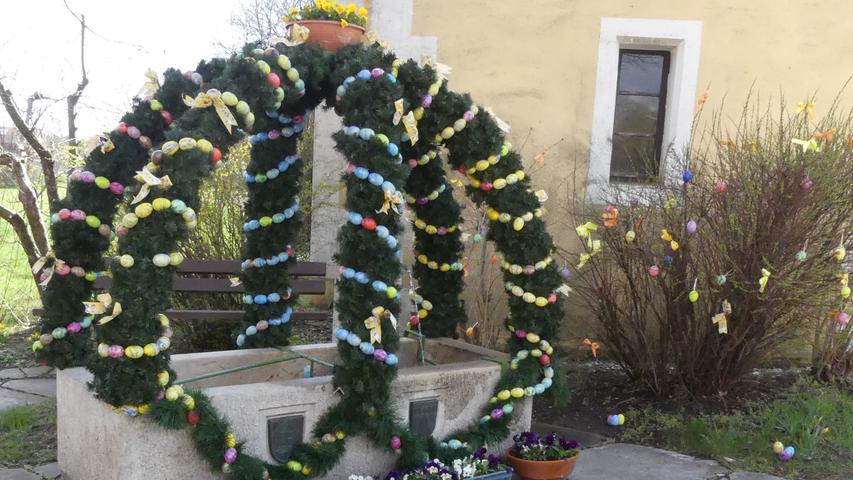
(33, 39), (565, 479)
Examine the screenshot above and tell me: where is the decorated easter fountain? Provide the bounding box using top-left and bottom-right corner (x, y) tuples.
(35, 5), (567, 479)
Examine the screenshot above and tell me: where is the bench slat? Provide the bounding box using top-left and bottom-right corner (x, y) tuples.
(177, 259), (326, 276)
(32, 308), (330, 322)
(92, 277), (326, 295)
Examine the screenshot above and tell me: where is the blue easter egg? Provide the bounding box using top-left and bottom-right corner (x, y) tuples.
(682, 170), (693, 183)
(357, 69), (371, 80)
(236, 334), (246, 346)
(334, 328), (349, 340)
(254, 294), (267, 305)
(355, 272), (369, 284)
(381, 181), (396, 192)
(346, 333), (361, 346)
(387, 236), (398, 248)
(342, 268), (356, 279)
(349, 212), (363, 224)
(448, 439), (462, 449)
(359, 128), (375, 140)
(354, 167), (369, 179)
(372, 280), (387, 292)
(376, 226), (389, 238)
(542, 378), (553, 388)
(502, 404), (514, 414)
(246, 326), (258, 336)
(243, 295), (253, 304)
(534, 384), (546, 395)
(268, 292), (280, 303)
(360, 342), (374, 355)
(387, 143), (399, 156)
(368, 173), (384, 186)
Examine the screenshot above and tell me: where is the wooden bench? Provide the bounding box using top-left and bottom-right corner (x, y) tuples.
(33, 259), (331, 323)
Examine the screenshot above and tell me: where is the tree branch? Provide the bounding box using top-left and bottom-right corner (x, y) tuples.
(0, 202), (41, 268)
(0, 152), (49, 256)
(0, 80), (60, 211)
(66, 13), (89, 150)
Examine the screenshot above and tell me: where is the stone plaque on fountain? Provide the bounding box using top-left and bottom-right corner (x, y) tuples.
(409, 398), (438, 437)
(268, 414), (305, 462)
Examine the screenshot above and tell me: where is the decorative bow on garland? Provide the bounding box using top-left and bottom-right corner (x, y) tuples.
(576, 222), (601, 268)
(83, 293), (122, 325)
(82, 134), (115, 156)
(183, 91), (239, 134)
(393, 99), (419, 145)
(138, 69), (160, 99)
(364, 306), (397, 344)
(581, 338), (600, 358)
(712, 299), (732, 334)
(132, 168), (173, 204)
(377, 190), (403, 215)
(31, 251), (59, 286)
(758, 268), (771, 294)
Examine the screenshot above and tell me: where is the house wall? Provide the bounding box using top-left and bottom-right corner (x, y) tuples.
(411, 0), (853, 238)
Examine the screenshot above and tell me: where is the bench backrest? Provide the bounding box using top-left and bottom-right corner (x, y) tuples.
(91, 259), (328, 295)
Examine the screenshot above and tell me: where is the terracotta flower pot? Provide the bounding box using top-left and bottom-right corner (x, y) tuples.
(506, 450), (579, 480)
(288, 20), (365, 52)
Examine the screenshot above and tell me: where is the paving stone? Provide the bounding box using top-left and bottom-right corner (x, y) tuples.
(20, 366), (54, 377)
(729, 472), (785, 480)
(531, 421), (608, 447)
(0, 367), (25, 380)
(33, 462), (62, 479)
(0, 387), (46, 410)
(3, 378), (56, 397)
(0, 467), (40, 479)
(571, 443), (727, 480)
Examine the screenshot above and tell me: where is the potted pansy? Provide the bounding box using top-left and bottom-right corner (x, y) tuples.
(506, 432), (580, 480)
(284, 1), (368, 51)
(383, 448), (512, 480)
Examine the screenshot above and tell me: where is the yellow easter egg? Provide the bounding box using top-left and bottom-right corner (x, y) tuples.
(135, 203), (153, 218)
(513, 218), (524, 231)
(510, 387), (525, 398)
(157, 371), (170, 386)
(689, 290), (699, 303)
(494, 179), (507, 190)
(169, 252), (184, 266)
(535, 297), (548, 307)
(487, 209), (499, 221)
(626, 230), (636, 243)
(497, 390), (511, 400)
(526, 332), (541, 344)
(152, 197), (171, 211)
(143, 344), (158, 357)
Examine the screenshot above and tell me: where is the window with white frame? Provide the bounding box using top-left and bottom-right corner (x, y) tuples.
(586, 18), (702, 204)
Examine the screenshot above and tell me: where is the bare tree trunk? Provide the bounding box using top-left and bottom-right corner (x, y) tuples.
(0, 203), (40, 267)
(0, 81), (60, 212)
(0, 153), (49, 256)
(66, 14), (88, 150)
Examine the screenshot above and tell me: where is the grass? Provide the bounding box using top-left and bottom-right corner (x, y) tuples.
(0, 187), (44, 330)
(621, 384), (853, 479)
(0, 399), (57, 467)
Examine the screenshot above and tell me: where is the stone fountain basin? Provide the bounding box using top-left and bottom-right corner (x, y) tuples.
(57, 338), (531, 480)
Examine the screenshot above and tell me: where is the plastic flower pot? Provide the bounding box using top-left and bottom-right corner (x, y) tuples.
(471, 470), (513, 480)
(288, 20), (365, 51)
(506, 450), (579, 480)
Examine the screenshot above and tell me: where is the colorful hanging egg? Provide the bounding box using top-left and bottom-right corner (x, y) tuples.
(649, 265), (660, 277)
(625, 230), (636, 243)
(689, 290), (700, 303)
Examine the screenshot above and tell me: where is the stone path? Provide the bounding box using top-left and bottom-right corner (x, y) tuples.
(0, 382), (784, 480)
(0, 366), (56, 410)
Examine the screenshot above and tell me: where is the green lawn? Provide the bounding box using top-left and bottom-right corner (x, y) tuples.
(0, 187), (42, 330)
(621, 385), (853, 479)
(0, 400), (57, 467)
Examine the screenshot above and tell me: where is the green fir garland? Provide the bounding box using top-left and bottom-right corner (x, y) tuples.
(37, 38), (566, 479)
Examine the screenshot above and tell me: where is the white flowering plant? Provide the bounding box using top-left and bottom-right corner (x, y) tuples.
(383, 448), (511, 480)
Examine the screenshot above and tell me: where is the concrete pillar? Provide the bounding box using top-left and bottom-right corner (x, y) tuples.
(309, 0), (439, 337)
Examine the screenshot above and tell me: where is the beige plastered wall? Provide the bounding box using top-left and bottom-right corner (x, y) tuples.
(407, 0), (852, 350)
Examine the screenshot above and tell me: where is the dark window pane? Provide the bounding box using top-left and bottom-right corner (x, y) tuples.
(617, 52), (665, 95)
(613, 95), (660, 136)
(611, 134), (657, 180)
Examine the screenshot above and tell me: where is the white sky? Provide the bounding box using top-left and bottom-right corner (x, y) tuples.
(1, 0), (254, 138)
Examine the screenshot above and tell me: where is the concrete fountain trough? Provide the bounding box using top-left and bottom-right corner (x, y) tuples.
(57, 338), (531, 479)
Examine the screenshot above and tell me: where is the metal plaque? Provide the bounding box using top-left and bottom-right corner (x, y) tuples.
(408, 398), (438, 437)
(268, 414), (304, 463)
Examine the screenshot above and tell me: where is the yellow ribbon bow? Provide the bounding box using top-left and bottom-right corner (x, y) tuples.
(392, 98), (420, 145)
(183, 90), (239, 134)
(377, 190), (403, 215)
(576, 222), (598, 239)
(31, 251), (58, 286)
(132, 168), (173, 204)
(833, 241), (846, 262)
(138, 69), (160, 99)
(661, 229), (680, 251)
(83, 293), (123, 325)
(791, 138), (820, 153)
(364, 306), (397, 345)
(795, 100), (815, 119)
(712, 299), (732, 334)
(758, 268), (771, 294)
(82, 134), (115, 156)
(581, 338), (600, 358)
(577, 239), (602, 269)
(282, 23), (310, 46)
